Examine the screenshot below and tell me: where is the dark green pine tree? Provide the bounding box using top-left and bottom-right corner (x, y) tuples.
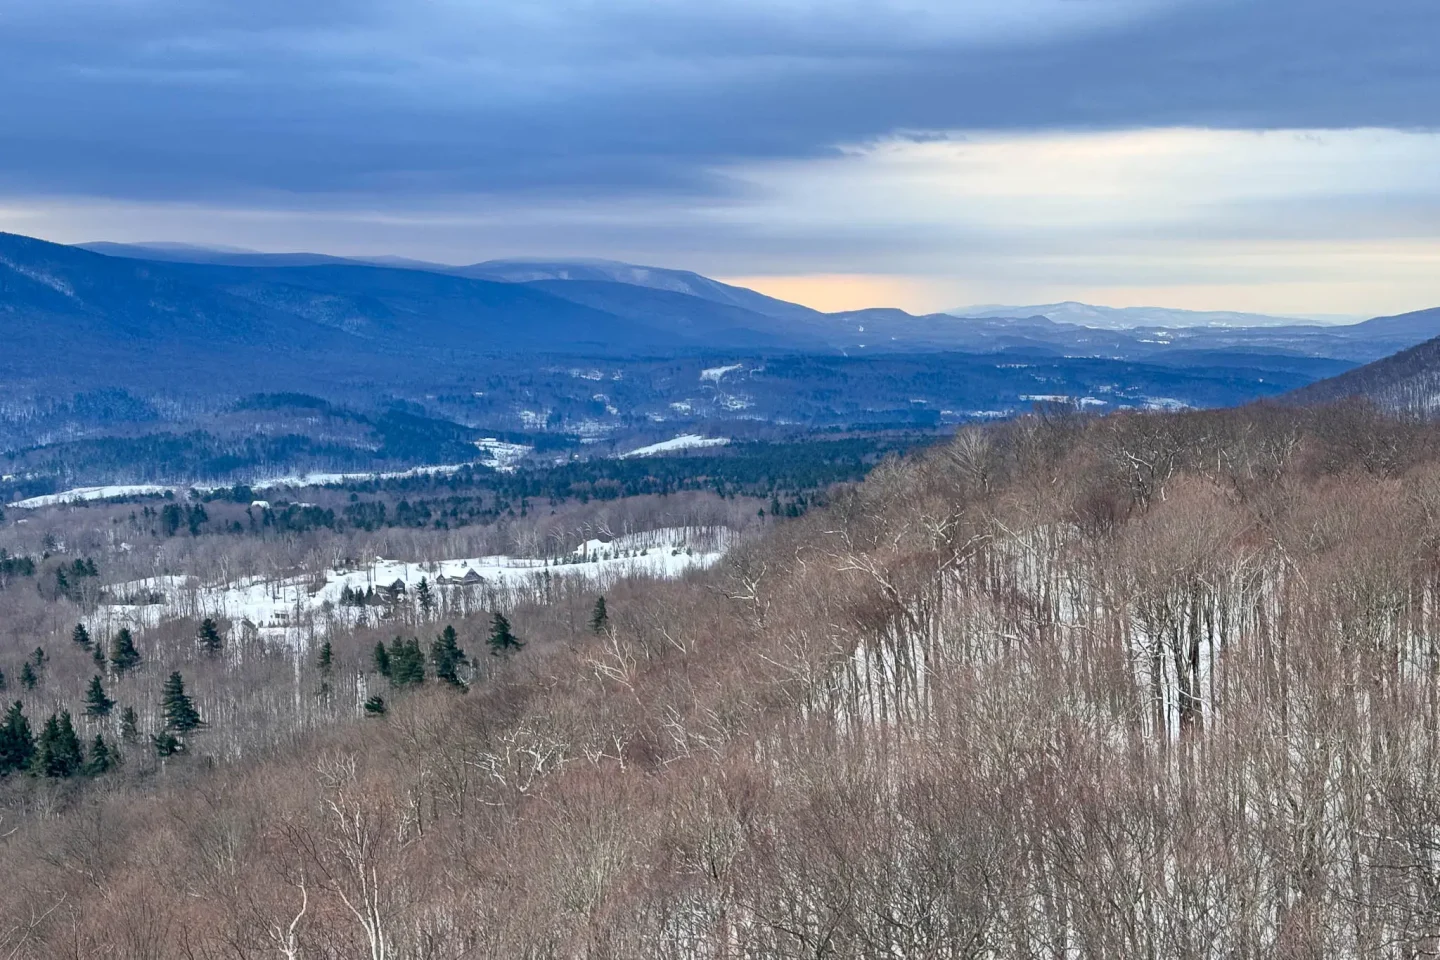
(387, 637), (425, 687)
(196, 618), (223, 657)
(363, 694), (387, 716)
(119, 706), (140, 742)
(84, 675), (115, 718)
(19, 662), (37, 691)
(0, 701), (35, 775)
(372, 640), (392, 678)
(92, 641), (106, 668)
(589, 596), (610, 635)
(161, 672), (203, 734)
(416, 577), (435, 617)
(152, 731), (181, 757)
(317, 639), (334, 673)
(487, 612), (524, 657)
(110, 628), (142, 674)
(84, 734), (114, 776)
(30, 646), (47, 669)
(32, 711), (84, 778)
(72, 623), (92, 648)
(430, 625), (468, 689)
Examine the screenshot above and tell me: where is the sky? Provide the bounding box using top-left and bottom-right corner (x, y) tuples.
(2, 0), (1439, 316)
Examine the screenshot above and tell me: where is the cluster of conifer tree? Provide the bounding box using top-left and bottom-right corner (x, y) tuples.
(0, 618), (213, 780)
(0, 703), (114, 779)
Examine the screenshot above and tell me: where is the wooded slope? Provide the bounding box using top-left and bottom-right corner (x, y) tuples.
(6, 400), (1440, 957)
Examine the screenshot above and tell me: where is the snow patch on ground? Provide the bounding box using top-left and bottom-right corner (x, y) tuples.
(620, 435), (730, 458)
(91, 528), (732, 646)
(250, 465), (475, 490)
(701, 364), (743, 383)
(473, 439), (532, 473)
(8, 484), (176, 509)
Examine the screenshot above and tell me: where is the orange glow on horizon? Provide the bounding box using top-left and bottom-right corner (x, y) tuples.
(716, 274), (939, 314)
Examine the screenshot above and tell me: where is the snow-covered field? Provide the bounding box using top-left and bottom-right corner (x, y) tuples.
(700, 363), (744, 383)
(473, 439), (533, 472)
(90, 527), (735, 646)
(9, 450), (541, 509)
(8, 484), (175, 509)
(620, 435), (730, 458)
(248, 464), (474, 490)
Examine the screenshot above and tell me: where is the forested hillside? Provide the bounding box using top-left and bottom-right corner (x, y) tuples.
(1291, 323), (1440, 415)
(3, 399), (1440, 955)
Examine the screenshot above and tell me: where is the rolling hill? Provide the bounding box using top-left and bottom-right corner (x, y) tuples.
(1290, 313), (1440, 415)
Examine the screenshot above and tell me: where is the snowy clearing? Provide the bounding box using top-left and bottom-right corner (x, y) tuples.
(700, 363), (743, 383)
(620, 435), (730, 458)
(473, 439), (532, 472)
(91, 528), (735, 647)
(8, 484), (176, 509)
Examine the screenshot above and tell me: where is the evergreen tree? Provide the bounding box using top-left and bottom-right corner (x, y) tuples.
(92, 642), (106, 668)
(119, 706), (139, 742)
(487, 612), (524, 657)
(152, 731), (181, 757)
(387, 637), (425, 687)
(72, 623), (92, 648)
(19, 662), (37, 691)
(30, 646), (47, 669)
(589, 596), (610, 635)
(372, 640), (392, 678)
(84, 675), (115, 718)
(196, 618), (223, 657)
(160, 672), (203, 733)
(430, 625), (467, 689)
(363, 695), (387, 716)
(84, 734), (114, 776)
(110, 628), (142, 674)
(32, 711), (83, 778)
(416, 577), (435, 617)
(0, 701), (35, 775)
(317, 639), (333, 673)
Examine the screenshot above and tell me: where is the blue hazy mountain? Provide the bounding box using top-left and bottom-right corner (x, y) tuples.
(5, 233), (805, 386)
(947, 301), (1353, 329)
(78, 243), (824, 324)
(457, 258), (824, 323)
(20, 234), (1440, 382)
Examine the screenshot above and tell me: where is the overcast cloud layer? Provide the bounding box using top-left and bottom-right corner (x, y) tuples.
(3, 0), (1439, 313)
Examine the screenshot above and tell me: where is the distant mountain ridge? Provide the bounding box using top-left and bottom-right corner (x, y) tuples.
(22, 234), (1440, 377)
(4, 233), (804, 388)
(76, 242), (823, 325)
(948, 301), (1348, 330)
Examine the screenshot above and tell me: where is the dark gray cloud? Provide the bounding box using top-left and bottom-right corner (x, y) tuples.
(1, 0), (1436, 204)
